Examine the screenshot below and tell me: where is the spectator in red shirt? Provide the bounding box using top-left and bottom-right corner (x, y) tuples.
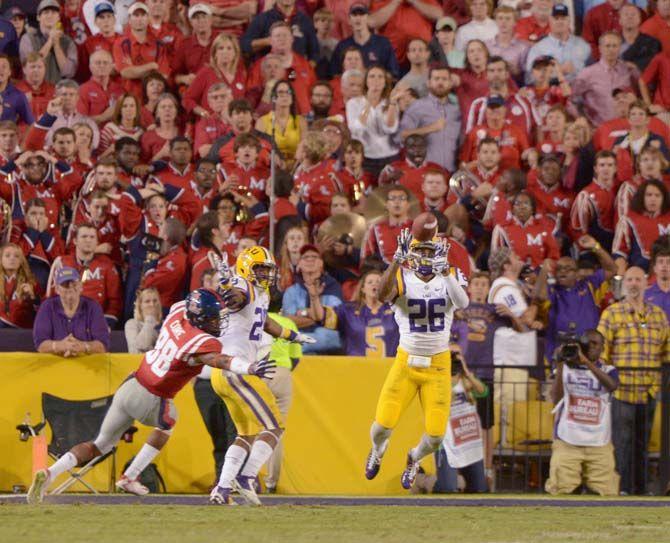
(79, 2), (121, 82)
(338, 138), (374, 202)
(77, 50), (124, 127)
(174, 4), (216, 90)
(0, 243), (40, 329)
(145, 0), (183, 61)
(455, 39), (490, 117)
(219, 133), (269, 204)
(570, 150), (619, 250)
(151, 136), (195, 191)
(491, 190), (560, 268)
(247, 22), (317, 115)
(58, 223), (123, 326)
(183, 33), (247, 120)
(640, 0), (670, 55)
(140, 216), (188, 313)
(460, 95), (531, 170)
(379, 133), (446, 201)
(112, 2), (171, 99)
(140, 93), (180, 162)
(0, 121), (19, 166)
(465, 55), (533, 137)
(520, 57), (571, 131)
(369, 0), (444, 64)
(421, 169), (449, 213)
(639, 51), (670, 113)
(193, 83), (232, 158)
(362, 184), (413, 264)
(515, 0), (552, 43)
(99, 93), (144, 157)
(582, 0), (627, 60)
(526, 153), (575, 228)
(189, 210), (227, 291)
(16, 53), (55, 121)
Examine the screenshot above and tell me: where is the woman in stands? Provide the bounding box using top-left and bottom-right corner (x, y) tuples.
(255, 80), (306, 168)
(140, 93), (181, 162)
(561, 120), (596, 192)
(613, 179), (670, 272)
(346, 65), (402, 179)
(140, 71), (168, 128)
(0, 243), (40, 328)
(124, 287), (162, 353)
(99, 94), (144, 157)
(454, 39), (490, 119)
(278, 225), (308, 291)
(309, 269), (399, 357)
(183, 33), (247, 117)
(615, 145), (670, 221)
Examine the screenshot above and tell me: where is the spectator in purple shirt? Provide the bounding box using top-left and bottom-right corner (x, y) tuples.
(644, 236), (670, 322)
(310, 269), (399, 357)
(33, 266), (109, 355)
(0, 53), (34, 125)
(534, 235), (617, 362)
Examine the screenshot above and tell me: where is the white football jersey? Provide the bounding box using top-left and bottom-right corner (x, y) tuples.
(218, 275), (269, 362)
(392, 267), (467, 356)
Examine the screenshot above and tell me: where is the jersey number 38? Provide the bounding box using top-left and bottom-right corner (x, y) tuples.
(145, 328), (178, 377)
(408, 299), (446, 333)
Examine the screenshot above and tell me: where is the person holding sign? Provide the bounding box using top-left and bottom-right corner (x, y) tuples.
(545, 329), (620, 496)
(433, 347), (489, 493)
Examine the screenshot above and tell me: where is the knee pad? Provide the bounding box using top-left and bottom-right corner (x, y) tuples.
(376, 401), (402, 430)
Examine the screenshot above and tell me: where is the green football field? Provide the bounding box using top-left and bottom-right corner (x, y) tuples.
(2, 503), (670, 543)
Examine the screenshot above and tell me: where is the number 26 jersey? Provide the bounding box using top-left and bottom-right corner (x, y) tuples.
(135, 302), (222, 399)
(393, 267), (467, 357)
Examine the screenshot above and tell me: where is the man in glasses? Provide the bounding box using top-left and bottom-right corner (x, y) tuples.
(362, 185), (413, 265)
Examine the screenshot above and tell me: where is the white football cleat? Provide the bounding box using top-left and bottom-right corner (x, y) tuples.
(209, 485), (236, 505)
(233, 475), (262, 506)
(26, 469), (50, 504)
(116, 475), (149, 496)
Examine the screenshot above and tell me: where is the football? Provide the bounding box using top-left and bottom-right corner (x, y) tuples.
(411, 212), (439, 241)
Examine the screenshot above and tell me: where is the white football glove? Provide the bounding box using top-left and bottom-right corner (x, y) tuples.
(393, 228), (413, 264)
(294, 332), (317, 344)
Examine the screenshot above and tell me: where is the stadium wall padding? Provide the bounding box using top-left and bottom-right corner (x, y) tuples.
(1, 353), (434, 495)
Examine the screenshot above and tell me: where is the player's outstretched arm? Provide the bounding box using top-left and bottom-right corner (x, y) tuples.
(193, 353), (276, 377)
(264, 318), (316, 344)
(380, 228), (412, 302)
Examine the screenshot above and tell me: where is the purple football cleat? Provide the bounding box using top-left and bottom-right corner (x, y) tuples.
(365, 449), (381, 480)
(401, 452), (420, 490)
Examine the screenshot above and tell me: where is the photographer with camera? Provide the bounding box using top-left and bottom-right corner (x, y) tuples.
(545, 329), (620, 496)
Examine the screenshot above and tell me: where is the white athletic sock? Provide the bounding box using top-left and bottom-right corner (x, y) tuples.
(370, 422), (391, 458)
(410, 434), (442, 462)
(217, 444), (248, 488)
(47, 452), (78, 479)
(240, 440), (274, 478)
(124, 444), (160, 480)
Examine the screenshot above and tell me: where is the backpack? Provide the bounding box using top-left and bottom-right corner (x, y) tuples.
(122, 458), (166, 494)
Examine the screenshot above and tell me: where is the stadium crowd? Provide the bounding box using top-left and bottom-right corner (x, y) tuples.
(1, 0), (670, 496)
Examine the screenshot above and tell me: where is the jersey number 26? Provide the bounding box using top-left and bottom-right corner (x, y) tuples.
(408, 299), (446, 333)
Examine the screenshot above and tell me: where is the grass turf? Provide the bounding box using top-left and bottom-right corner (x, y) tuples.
(1, 504), (669, 543)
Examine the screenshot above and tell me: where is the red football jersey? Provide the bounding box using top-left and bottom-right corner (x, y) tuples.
(134, 303), (221, 399)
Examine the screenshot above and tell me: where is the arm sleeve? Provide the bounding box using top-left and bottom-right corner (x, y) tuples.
(445, 273), (469, 309)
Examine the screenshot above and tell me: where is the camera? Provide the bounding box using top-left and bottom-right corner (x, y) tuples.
(556, 331), (588, 365)
(141, 233), (163, 254)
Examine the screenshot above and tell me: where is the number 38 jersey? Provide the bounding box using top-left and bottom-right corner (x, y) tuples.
(393, 267), (467, 357)
(218, 276), (270, 362)
(135, 302), (222, 398)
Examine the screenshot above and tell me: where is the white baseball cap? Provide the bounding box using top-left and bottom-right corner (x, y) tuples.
(188, 3), (212, 19)
(128, 2), (149, 15)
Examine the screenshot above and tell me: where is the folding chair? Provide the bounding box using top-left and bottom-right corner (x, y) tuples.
(17, 393), (136, 495)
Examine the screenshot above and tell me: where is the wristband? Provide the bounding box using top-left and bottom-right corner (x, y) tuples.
(229, 356), (251, 375)
(280, 327), (298, 341)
